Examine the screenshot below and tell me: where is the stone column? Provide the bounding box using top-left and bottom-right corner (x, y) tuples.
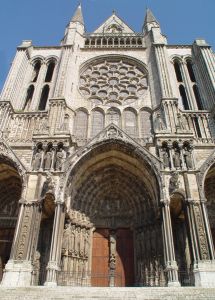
(45, 201), (65, 286)
(188, 200), (215, 287)
(161, 198), (180, 286)
(1, 200), (40, 287)
(201, 199), (215, 260)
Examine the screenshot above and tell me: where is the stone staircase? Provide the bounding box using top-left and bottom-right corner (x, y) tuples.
(0, 287), (215, 300)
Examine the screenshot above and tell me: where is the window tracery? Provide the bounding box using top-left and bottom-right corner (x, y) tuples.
(79, 58), (147, 105)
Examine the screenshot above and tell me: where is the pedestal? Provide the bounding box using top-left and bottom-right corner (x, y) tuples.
(1, 260), (33, 287)
(194, 260), (215, 287)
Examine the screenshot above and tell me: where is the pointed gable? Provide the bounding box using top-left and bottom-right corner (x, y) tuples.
(93, 12), (134, 34)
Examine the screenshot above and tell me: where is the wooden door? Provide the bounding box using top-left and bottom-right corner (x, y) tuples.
(116, 228), (134, 287)
(91, 229), (109, 286)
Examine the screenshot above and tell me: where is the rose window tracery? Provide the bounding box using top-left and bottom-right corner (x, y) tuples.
(79, 58), (148, 105)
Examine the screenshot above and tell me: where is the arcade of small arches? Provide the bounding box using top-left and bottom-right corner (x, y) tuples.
(0, 144), (215, 287)
(74, 106), (152, 140)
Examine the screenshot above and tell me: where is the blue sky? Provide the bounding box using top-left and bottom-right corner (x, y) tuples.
(0, 0), (214, 91)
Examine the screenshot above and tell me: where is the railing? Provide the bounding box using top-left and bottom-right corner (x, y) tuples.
(84, 35), (145, 49)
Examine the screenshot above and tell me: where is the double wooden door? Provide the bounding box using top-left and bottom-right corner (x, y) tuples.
(91, 228), (134, 287)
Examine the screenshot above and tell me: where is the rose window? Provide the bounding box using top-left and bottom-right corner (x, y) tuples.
(79, 58), (147, 104)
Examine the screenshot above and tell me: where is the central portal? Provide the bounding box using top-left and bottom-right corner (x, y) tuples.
(63, 143), (164, 287)
(91, 228), (134, 287)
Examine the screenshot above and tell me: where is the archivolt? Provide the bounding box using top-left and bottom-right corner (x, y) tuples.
(65, 141), (161, 226)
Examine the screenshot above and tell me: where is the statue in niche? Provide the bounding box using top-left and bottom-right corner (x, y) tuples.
(177, 113), (186, 131)
(173, 148), (181, 169)
(44, 147), (53, 170)
(184, 146), (193, 169)
(33, 148), (42, 170)
(55, 147), (66, 170)
(162, 148), (170, 168)
(156, 114), (165, 131)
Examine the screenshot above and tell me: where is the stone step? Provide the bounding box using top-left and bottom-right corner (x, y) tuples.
(0, 287), (215, 300)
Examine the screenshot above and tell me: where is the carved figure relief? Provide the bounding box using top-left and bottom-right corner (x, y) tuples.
(44, 147), (53, 170)
(173, 148), (181, 169)
(60, 217), (92, 285)
(55, 147), (66, 171)
(33, 148), (43, 171)
(155, 113), (166, 132)
(162, 148), (170, 169)
(184, 147), (193, 169)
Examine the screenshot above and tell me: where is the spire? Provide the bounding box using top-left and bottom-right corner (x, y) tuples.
(71, 3), (84, 25)
(144, 9), (159, 25)
(143, 8), (160, 32)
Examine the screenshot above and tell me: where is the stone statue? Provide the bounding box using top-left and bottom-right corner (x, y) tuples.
(74, 227), (81, 257)
(33, 148), (42, 170)
(184, 147), (193, 169)
(109, 231), (116, 256)
(84, 229), (90, 258)
(62, 221), (71, 255)
(156, 114), (165, 131)
(173, 148), (181, 169)
(162, 149), (169, 168)
(44, 148), (53, 170)
(79, 228), (85, 258)
(55, 147), (66, 170)
(177, 113), (185, 131)
(68, 224), (75, 256)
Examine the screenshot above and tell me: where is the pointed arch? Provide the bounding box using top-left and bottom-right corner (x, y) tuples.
(106, 107), (121, 127)
(74, 108), (89, 139)
(91, 108), (105, 137)
(38, 85), (49, 111)
(123, 107), (137, 137)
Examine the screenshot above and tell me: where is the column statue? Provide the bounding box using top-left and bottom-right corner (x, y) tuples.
(44, 147), (53, 170)
(33, 148), (42, 170)
(184, 147), (193, 169)
(55, 147), (66, 170)
(162, 148), (170, 168)
(173, 148), (181, 169)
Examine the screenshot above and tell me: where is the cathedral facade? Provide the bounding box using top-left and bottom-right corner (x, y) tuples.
(0, 5), (215, 288)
